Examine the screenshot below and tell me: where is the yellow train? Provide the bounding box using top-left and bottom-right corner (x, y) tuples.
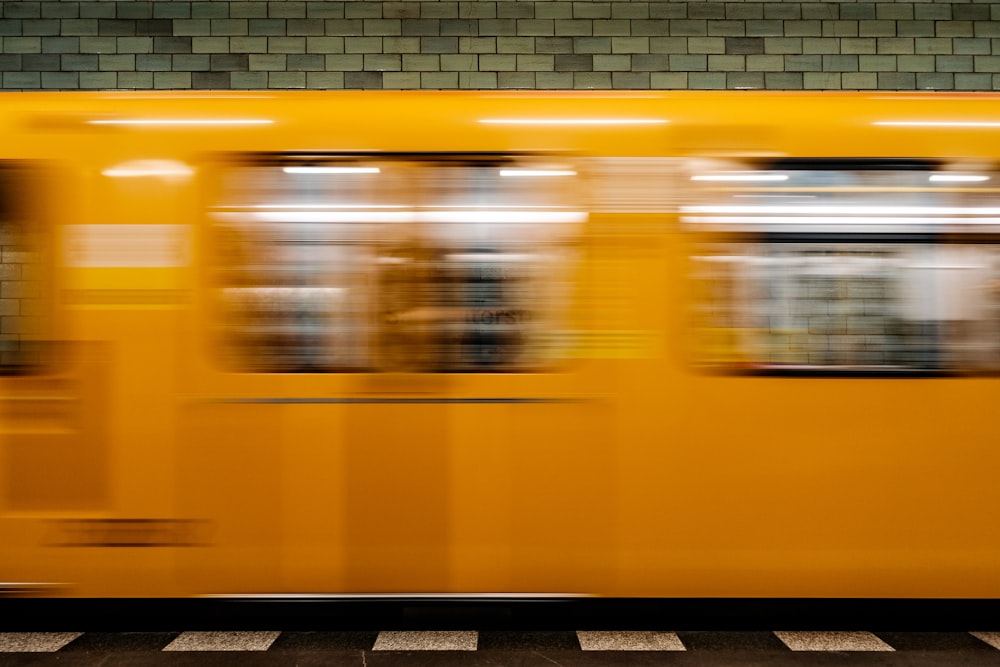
(2, 91), (1000, 601)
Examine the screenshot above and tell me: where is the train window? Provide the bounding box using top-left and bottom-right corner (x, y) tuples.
(210, 157), (582, 373)
(685, 160), (1000, 375)
(0, 166), (47, 375)
(210, 160), (393, 372)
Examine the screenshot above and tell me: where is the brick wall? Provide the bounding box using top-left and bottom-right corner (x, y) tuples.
(1, 1), (999, 91)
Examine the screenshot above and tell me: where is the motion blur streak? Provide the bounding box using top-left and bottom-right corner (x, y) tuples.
(2, 92), (1000, 602)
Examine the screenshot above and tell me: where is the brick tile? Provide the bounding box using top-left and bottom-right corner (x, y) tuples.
(172, 19), (210, 36)
(154, 71), (192, 88)
(81, 2), (116, 19)
(917, 72), (953, 89)
(61, 53), (99, 70)
(554, 19), (592, 36)
(726, 71), (764, 88)
(535, 36), (572, 53)
(80, 36), (117, 53)
(156, 3), (192, 19)
(460, 2), (496, 19)
(592, 19), (629, 36)
(651, 71), (687, 87)
(136, 19), (173, 36)
(365, 19), (402, 36)
(497, 71), (535, 87)
(441, 53), (477, 70)
(229, 36), (266, 52)
(536, 71), (572, 87)
(516, 54), (554, 70)
(421, 71), (458, 87)
(270, 2), (305, 19)
(878, 71), (916, 88)
(344, 71), (383, 88)
(5, 2), (41, 20)
(574, 3), (610, 20)
(0, 20), (22, 36)
(804, 72), (841, 88)
(955, 72), (991, 90)
(192, 2), (229, 19)
(22, 19), (59, 36)
(497, 2), (532, 19)
(79, 71), (117, 88)
(459, 71), (497, 87)
(41, 3), (78, 19)
(153, 36), (192, 53)
(822, 20), (858, 38)
(766, 4), (801, 20)
(708, 54), (744, 70)
(764, 71), (803, 88)
(727, 4), (763, 20)
(496, 37), (536, 54)
(306, 36), (346, 53)
(687, 71), (725, 89)
(117, 71), (153, 87)
(41, 36), (80, 53)
(612, 3), (650, 20)
(99, 19), (137, 36)
(21, 53), (59, 70)
(593, 54), (630, 70)
(573, 36), (610, 53)
(307, 2), (345, 19)
(191, 70), (230, 87)
(346, 3), (381, 19)
(842, 71), (877, 89)
(573, 71), (611, 88)
(41, 71), (79, 88)
(554, 53), (592, 70)
(422, 3), (458, 19)
(537, 3), (573, 20)
(304, 71), (344, 87)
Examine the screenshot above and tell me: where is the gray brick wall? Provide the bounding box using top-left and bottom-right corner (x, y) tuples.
(2, 1), (1000, 90)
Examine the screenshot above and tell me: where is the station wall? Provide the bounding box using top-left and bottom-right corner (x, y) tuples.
(1, 1), (1000, 91)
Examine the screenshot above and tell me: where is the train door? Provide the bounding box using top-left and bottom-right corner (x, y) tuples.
(0, 164), (112, 597)
(177, 156), (402, 594)
(179, 155), (609, 595)
(395, 161), (614, 594)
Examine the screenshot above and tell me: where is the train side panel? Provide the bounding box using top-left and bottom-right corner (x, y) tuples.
(0, 92), (998, 598)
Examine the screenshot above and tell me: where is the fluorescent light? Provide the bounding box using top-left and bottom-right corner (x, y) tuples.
(447, 253), (535, 262)
(419, 211), (587, 224)
(691, 174), (789, 182)
(685, 215), (1000, 226)
(88, 118), (273, 126)
(102, 160), (194, 179)
(684, 205), (1000, 215)
(929, 174), (990, 183)
(874, 121), (1000, 128)
(215, 210), (587, 224)
(214, 211), (416, 223)
(480, 118), (668, 125)
(733, 195), (816, 199)
(229, 204), (406, 210)
(499, 169), (577, 177)
(283, 166), (380, 175)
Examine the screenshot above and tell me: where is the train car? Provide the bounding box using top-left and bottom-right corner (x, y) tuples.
(1, 91), (1000, 605)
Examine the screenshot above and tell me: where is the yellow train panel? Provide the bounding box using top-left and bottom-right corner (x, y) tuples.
(0, 92), (999, 600)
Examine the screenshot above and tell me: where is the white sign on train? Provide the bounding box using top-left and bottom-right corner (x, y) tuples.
(63, 224), (190, 268)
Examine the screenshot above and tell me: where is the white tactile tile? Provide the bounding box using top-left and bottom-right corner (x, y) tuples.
(0, 632), (82, 652)
(970, 632), (1000, 650)
(577, 631), (686, 651)
(373, 630), (478, 651)
(774, 631), (894, 652)
(162, 631), (280, 652)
